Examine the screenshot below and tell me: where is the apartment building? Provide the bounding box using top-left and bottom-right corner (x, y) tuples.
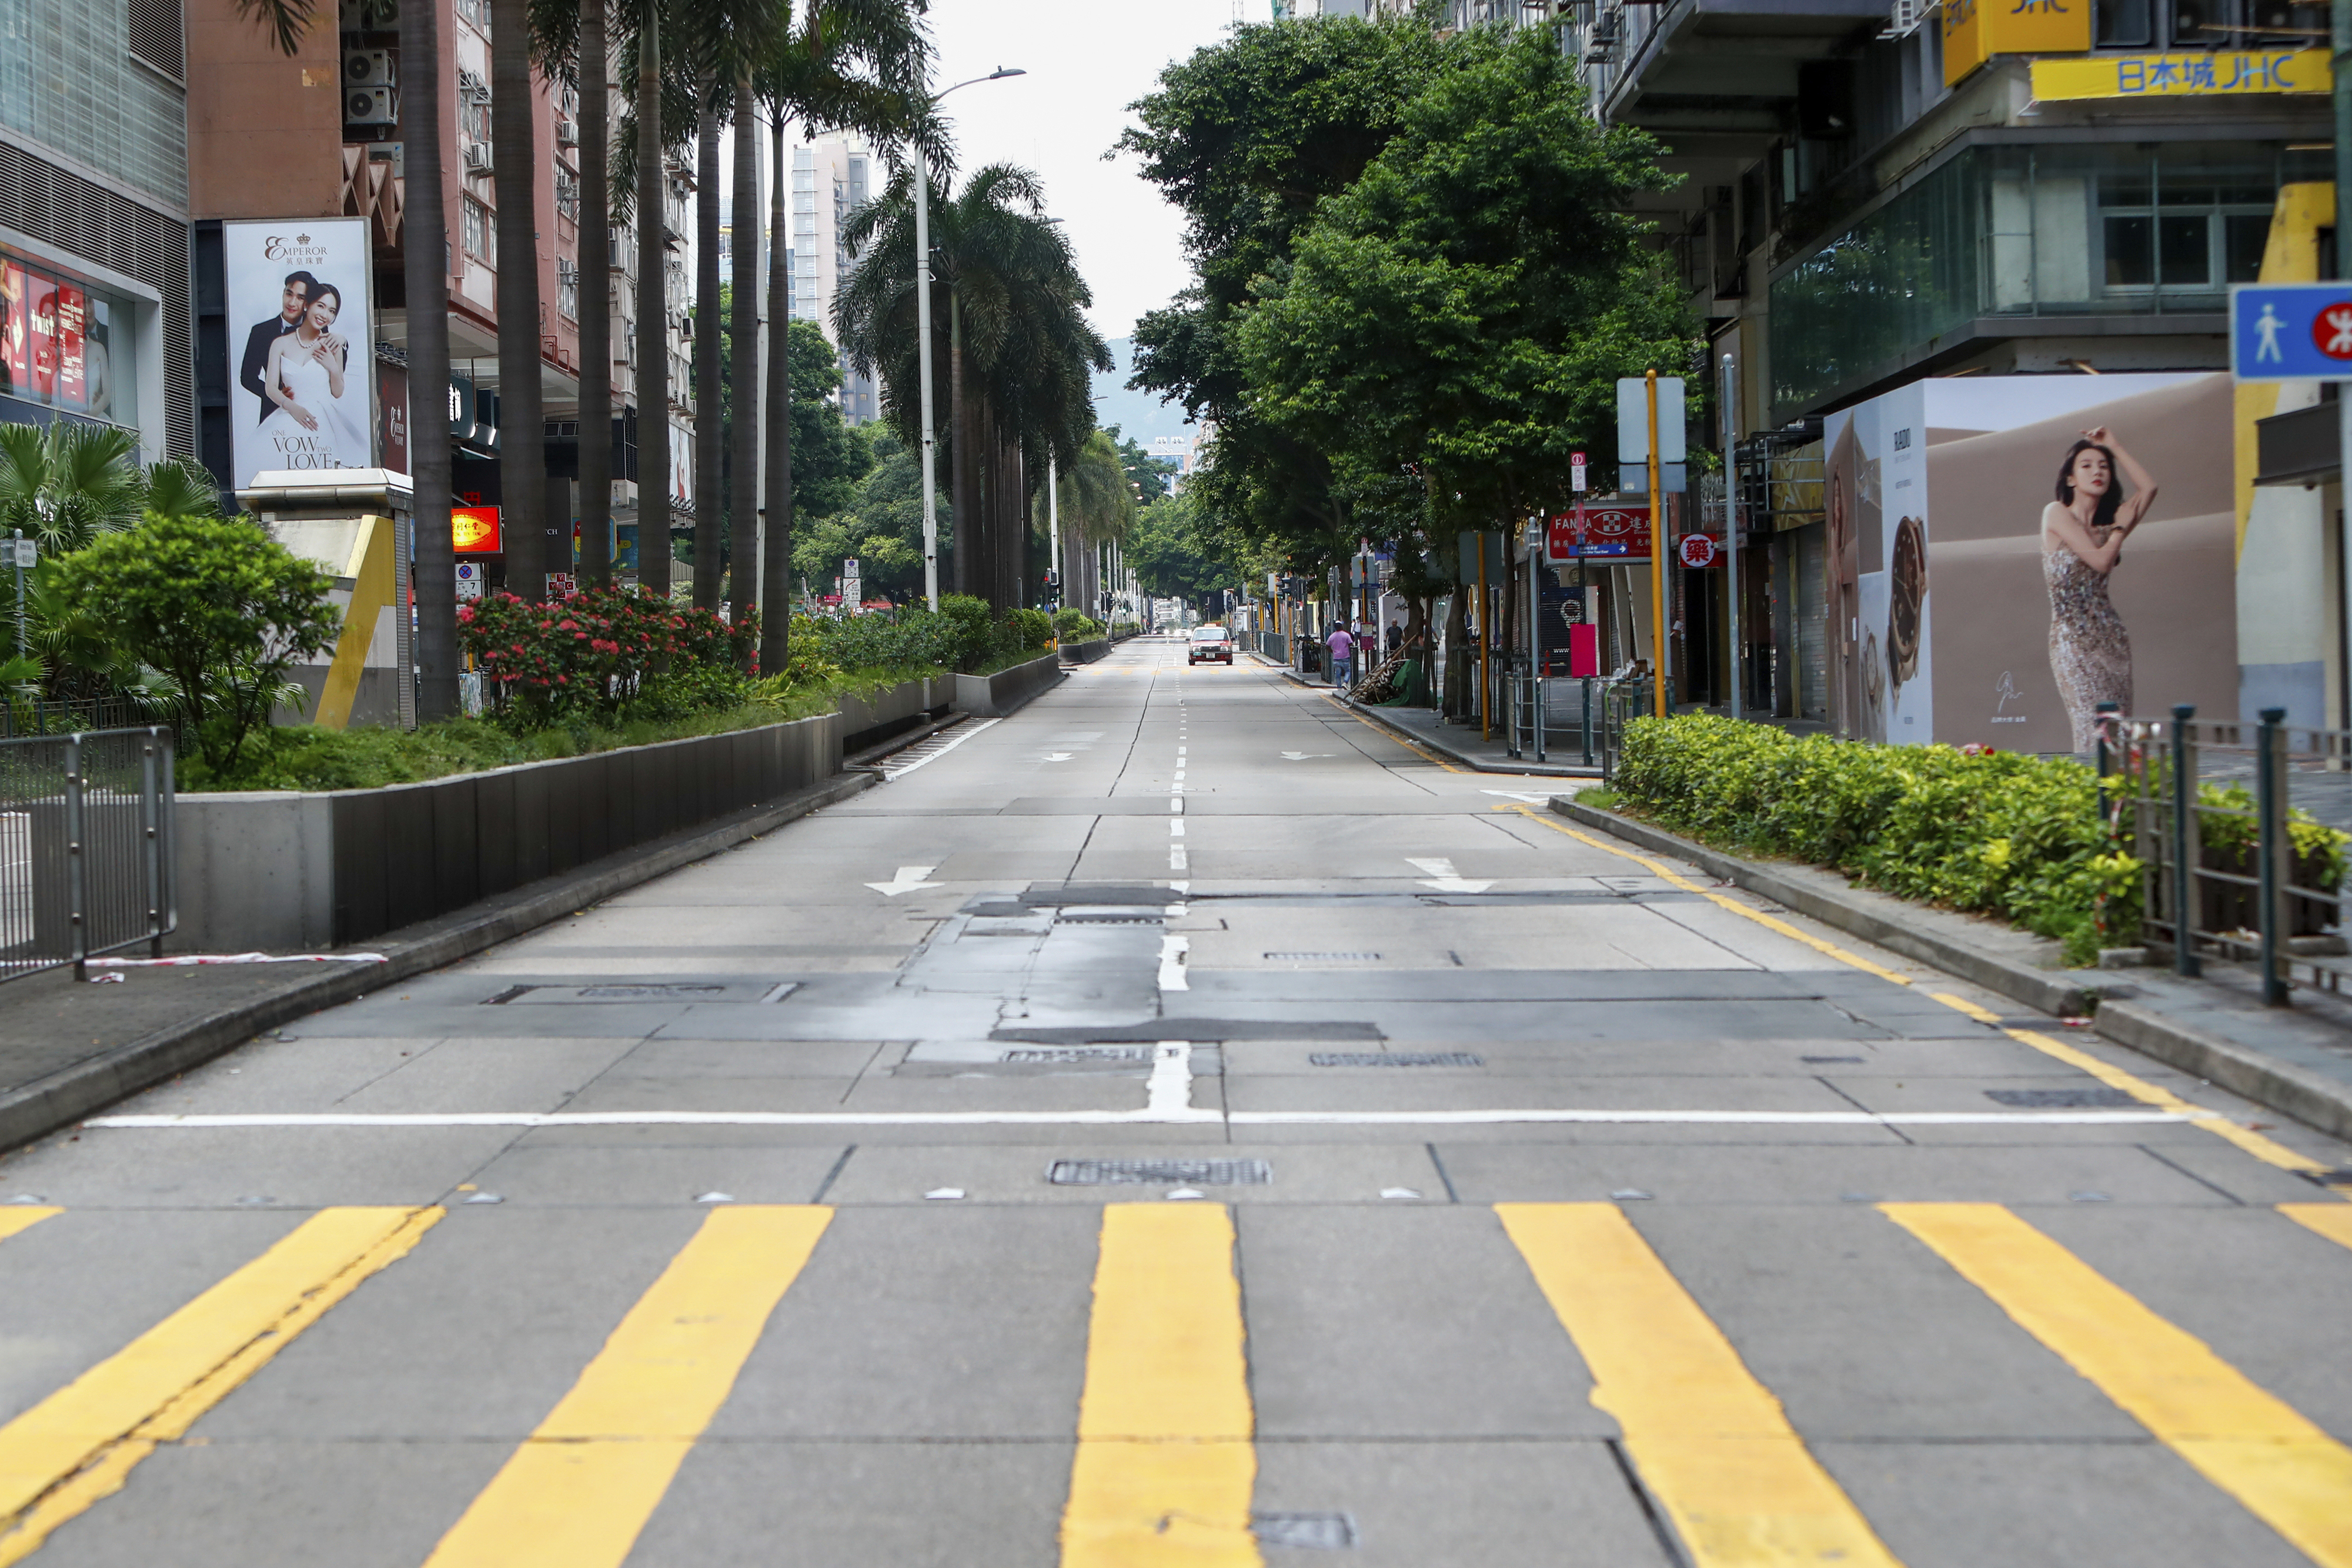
(0, 0), (193, 466)
(790, 133), (877, 424)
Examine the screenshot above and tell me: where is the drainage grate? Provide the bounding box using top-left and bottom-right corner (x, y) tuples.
(485, 982), (796, 1005)
(1254, 1513), (1357, 1550)
(1802, 1055), (1866, 1065)
(1055, 912), (1166, 925)
(1047, 1159), (1272, 1186)
(1984, 1087), (2139, 1108)
(1000, 1047), (1155, 1065)
(1308, 1052), (1482, 1068)
(1264, 952), (1381, 963)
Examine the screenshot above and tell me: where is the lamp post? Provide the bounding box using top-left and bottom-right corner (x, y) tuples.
(914, 66), (1025, 611)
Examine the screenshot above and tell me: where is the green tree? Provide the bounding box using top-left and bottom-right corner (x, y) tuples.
(48, 514), (342, 773)
(1047, 428), (1132, 618)
(0, 423), (223, 554)
(1126, 491), (1235, 603)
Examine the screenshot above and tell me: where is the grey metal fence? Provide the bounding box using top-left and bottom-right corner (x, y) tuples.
(1595, 678), (1656, 783)
(0, 727), (175, 983)
(2101, 706), (2348, 1003)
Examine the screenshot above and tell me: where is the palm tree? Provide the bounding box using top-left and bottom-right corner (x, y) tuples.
(577, 0), (613, 589)
(836, 162), (1107, 613)
(613, 0), (684, 599)
(690, 90), (723, 610)
(0, 424), (225, 552)
(492, 0), (548, 600)
(1051, 429), (1132, 623)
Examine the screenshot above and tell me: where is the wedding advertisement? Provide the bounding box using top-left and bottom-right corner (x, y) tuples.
(1823, 372), (2235, 754)
(223, 218), (375, 492)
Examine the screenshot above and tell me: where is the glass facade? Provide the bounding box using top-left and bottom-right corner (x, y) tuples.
(1769, 142), (2314, 416)
(0, 245), (140, 432)
(0, 0), (186, 209)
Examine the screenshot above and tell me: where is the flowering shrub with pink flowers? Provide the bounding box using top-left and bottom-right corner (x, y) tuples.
(456, 588), (757, 724)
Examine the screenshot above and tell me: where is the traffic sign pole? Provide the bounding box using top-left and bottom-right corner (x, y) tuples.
(1647, 370), (1666, 718)
(1721, 350), (1740, 725)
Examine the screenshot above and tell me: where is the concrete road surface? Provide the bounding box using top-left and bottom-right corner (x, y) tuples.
(2, 633), (2350, 1568)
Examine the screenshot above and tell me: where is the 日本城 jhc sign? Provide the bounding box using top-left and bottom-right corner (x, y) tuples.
(2030, 48), (2328, 99)
(1945, 0), (2091, 87)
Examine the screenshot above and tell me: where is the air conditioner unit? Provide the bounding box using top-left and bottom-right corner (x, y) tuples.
(345, 48), (395, 87)
(555, 116), (579, 148)
(347, 86), (398, 126)
(464, 141), (495, 174)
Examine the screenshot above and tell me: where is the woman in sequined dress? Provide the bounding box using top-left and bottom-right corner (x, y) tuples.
(2043, 428), (2157, 752)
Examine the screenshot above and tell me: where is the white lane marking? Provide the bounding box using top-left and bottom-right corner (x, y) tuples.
(884, 717), (1001, 778)
(1170, 819), (1185, 837)
(1170, 844), (1190, 871)
(87, 1109), (2201, 1129)
(1158, 934), (1190, 991)
(1146, 1040), (1195, 1113)
(1481, 790), (1557, 803)
(1406, 857), (1494, 894)
(1042, 752), (1075, 762)
(864, 864), (943, 897)
(1280, 752), (1334, 761)
(1168, 798), (1183, 813)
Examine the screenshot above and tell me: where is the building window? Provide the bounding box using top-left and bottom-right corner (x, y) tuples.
(463, 197), (493, 262)
(555, 169), (580, 223)
(557, 259), (580, 321)
(0, 248), (141, 430)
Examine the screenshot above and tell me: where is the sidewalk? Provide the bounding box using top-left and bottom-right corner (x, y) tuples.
(1553, 793), (2352, 1154)
(1258, 656), (1601, 777)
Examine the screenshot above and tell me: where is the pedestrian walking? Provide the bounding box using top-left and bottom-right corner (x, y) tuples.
(1327, 623), (1355, 690)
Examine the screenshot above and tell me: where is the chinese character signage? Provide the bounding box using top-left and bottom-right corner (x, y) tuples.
(1544, 506), (1652, 561)
(452, 506), (503, 553)
(1945, 0), (2091, 86)
(2029, 48), (2328, 99)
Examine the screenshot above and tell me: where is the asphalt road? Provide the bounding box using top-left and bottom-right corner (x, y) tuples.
(2, 633), (2351, 1568)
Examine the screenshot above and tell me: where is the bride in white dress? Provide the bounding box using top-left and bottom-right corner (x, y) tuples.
(259, 283), (368, 470)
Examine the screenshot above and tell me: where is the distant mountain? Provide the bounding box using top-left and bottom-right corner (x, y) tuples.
(1091, 338), (1198, 449)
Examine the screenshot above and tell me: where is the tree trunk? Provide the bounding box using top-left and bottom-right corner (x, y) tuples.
(404, 0), (457, 719)
(728, 72), (759, 651)
(690, 89), (722, 611)
(633, 7), (669, 597)
(491, 0), (545, 599)
(948, 292), (970, 600)
(576, 0), (612, 591)
(759, 111), (791, 678)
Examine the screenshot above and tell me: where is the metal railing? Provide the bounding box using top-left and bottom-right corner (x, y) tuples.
(1, 727), (176, 984)
(1595, 677), (1656, 782)
(2101, 704), (2348, 1002)
(0, 694), (142, 738)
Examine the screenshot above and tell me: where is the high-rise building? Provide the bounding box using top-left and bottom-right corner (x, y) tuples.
(789, 133), (877, 424)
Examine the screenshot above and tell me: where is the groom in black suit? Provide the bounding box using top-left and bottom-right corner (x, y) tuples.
(239, 270), (318, 424)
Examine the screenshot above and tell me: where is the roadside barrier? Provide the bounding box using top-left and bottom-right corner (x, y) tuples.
(0, 726), (175, 983)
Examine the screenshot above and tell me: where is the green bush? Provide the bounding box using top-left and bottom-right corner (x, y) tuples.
(1052, 609), (1104, 641)
(1611, 715), (2150, 965)
(1005, 607), (1054, 653)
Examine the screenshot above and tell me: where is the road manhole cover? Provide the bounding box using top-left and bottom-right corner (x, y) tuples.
(1983, 1088), (2139, 1108)
(1000, 1047), (1154, 1065)
(1253, 1513), (1357, 1549)
(1308, 1052), (1482, 1068)
(1047, 1159), (1272, 1186)
(485, 982), (796, 1005)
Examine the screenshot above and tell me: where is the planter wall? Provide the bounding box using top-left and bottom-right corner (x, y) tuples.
(954, 652), (1064, 717)
(1058, 639), (1111, 665)
(837, 677), (949, 752)
(177, 713), (841, 951)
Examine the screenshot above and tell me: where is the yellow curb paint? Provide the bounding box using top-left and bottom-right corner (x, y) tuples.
(1928, 992), (2335, 1183)
(0, 1210), (59, 1245)
(2280, 1203), (2352, 1252)
(1504, 805), (1913, 984)
(1496, 1203), (1904, 1567)
(422, 1205), (831, 1568)
(0, 1205), (440, 1566)
(1885, 1203), (2352, 1568)
(1060, 1203), (1260, 1568)
(1331, 697), (1465, 773)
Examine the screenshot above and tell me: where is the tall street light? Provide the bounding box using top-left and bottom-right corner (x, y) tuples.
(914, 66), (1025, 611)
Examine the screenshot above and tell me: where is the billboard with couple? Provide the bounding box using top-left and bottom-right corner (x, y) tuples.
(224, 218), (375, 492)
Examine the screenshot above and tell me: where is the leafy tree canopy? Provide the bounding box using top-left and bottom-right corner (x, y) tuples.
(1126, 491), (1241, 603)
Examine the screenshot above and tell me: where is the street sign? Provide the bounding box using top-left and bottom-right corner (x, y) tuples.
(1678, 533), (1718, 569)
(1545, 505), (1651, 562)
(10, 539), (34, 570)
(1616, 377), (1686, 463)
(2230, 282), (2352, 380)
(1571, 450), (1588, 493)
(453, 560), (483, 600)
(544, 572), (577, 601)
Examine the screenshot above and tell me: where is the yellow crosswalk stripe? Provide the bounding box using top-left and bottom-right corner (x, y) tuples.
(1885, 1202), (2352, 1567)
(0, 1205), (440, 1566)
(1496, 1202), (1904, 1567)
(2280, 1203), (2352, 1252)
(1060, 1203), (1259, 1567)
(0, 1209), (58, 1245)
(421, 1205), (831, 1568)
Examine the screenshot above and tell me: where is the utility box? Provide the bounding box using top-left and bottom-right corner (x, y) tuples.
(239, 467), (415, 730)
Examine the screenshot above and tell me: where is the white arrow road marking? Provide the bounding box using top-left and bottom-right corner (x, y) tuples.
(1407, 857), (1494, 894)
(1480, 790), (1556, 803)
(1280, 751), (1335, 760)
(1147, 1041), (1194, 1114)
(1041, 752), (1075, 762)
(864, 865), (943, 897)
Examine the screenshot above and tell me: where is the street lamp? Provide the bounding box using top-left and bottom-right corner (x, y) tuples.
(914, 66), (1025, 611)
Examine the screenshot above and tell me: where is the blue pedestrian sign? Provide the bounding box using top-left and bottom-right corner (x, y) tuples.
(2230, 283), (2352, 381)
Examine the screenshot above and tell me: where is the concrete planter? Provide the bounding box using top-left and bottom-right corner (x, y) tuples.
(1058, 638), (1111, 665)
(176, 712), (841, 951)
(836, 676), (949, 751)
(954, 652), (1063, 717)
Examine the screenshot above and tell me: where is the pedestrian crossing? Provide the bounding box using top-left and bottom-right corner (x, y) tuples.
(0, 1198), (2347, 1566)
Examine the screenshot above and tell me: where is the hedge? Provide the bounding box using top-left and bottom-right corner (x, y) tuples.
(1609, 714), (2348, 966)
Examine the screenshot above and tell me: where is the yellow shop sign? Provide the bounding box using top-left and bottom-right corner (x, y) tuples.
(1945, 0), (2092, 86)
(2029, 48), (2331, 98)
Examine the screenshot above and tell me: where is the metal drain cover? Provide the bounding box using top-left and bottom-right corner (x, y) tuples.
(1000, 1047), (1155, 1065)
(1254, 1513), (1357, 1550)
(1264, 952), (1381, 963)
(1984, 1087), (2139, 1108)
(485, 982), (796, 1005)
(1047, 1159), (1272, 1186)
(1308, 1052), (1482, 1068)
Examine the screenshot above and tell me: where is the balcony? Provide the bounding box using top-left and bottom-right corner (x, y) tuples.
(1585, 0), (1895, 133)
